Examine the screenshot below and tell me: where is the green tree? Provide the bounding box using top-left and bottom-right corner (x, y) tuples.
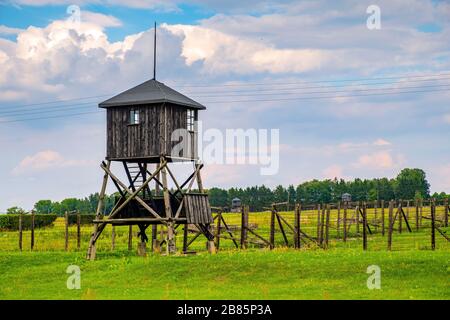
(394, 168), (430, 200)
(6, 206), (26, 214)
(34, 200), (53, 214)
(208, 187), (229, 207)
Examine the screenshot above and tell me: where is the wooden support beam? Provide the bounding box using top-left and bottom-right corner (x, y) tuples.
(215, 212), (222, 251)
(87, 160), (110, 260)
(275, 211), (289, 246)
(128, 225), (133, 251)
(161, 157), (176, 255)
(183, 224), (188, 253)
(103, 161), (165, 220)
(220, 215), (239, 249)
(399, 207), (412, 233)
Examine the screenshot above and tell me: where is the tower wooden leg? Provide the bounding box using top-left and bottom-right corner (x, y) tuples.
(137, 242), (147, 256)
(161, 157), (176, 254)
(167, 222), (176, 254)
(87, 161), (110, 260)
(207, 240), (216, 254)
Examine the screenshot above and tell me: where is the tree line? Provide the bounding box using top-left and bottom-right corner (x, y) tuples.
(4, 168), (449, 214)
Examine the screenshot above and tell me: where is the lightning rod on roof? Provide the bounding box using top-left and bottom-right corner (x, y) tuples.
(153, 21), (157, 80)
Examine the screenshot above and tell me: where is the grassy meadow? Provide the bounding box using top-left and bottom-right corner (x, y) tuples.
(0, 207), (448, 300)
(0, 249), (448, 299)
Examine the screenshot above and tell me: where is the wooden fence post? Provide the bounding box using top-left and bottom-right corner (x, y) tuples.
(64, 211), (69, 251)
(406, 200), (410, 222)
(431, 200), (436, 251)
(362, 203), (367, 251)
(30, 210), (35, 251)
(76, 212), (81, 250)
(240, 205), (248, 249)
(356, 204), (360, 235)
(18, 212), (23, 251)
(415, 199), (419, 231)
(343, 202), (348, 242)
(374, 201), (378, 233)
(388, 200), (394, 251)
(128, 225), (133, 251)
(324, 205), (330, 249)
(294, 203), (301, 248)
(337, 202), (341, 239)
(398, 200), (403, 234)
(444, 198), (449, 228)
(215, 211), (222, 251)
(381, 200), (385, 236)
(270, 206), (275, 249)
(319, 206), (326, 246)
(419, 199), (423, 228)
(316, 204), (321, 243)
(111, 225), (116, 250)
(387, 200), (394, 251)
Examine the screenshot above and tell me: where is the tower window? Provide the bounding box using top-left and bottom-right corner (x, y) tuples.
(129, 109), (139, 125)
(187, 109), (195, 131)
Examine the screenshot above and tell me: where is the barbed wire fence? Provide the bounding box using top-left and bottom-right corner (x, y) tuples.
(0, 199), (448, 254)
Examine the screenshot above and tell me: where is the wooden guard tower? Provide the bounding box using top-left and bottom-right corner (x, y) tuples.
(86, 28), (214, 259)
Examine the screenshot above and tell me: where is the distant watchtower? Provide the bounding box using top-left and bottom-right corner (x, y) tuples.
(87, 25), (214, 260)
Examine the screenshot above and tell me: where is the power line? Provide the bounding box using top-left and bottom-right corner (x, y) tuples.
(0, 110), (103, 124)
(0, 86), (447, 124)
(1, 84), (449, 119)
(1, 72), (450, 111)
(2, 82), (450, 117)
(182, 76), (450, 95)
(191, 83), (450, 99)
(0, 94), (111, 111)
(203, 87), (450, 104)
(173, 72), (450, 88)
(0, 101), (96, 116)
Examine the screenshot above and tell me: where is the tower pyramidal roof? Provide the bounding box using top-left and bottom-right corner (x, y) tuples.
(99, 79), (206, 110)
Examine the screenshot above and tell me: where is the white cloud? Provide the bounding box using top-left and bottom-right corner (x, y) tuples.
(82, 11), (123, 28)
(164, 24), (329, 74)
(12, 150), (92, 175)
(11, 0), (178, 11)
(0, 25), (24, 35)
(322, 165), (344, 180)
(373, 138), (391, 146)
(353, 150), (404, 170)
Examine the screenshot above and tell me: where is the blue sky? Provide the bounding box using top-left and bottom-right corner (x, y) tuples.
(0, 0), (449, 211)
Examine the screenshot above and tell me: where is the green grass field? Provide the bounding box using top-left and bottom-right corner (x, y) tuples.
(0, 249), (448, 299)
(0, 207), (448, 300)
